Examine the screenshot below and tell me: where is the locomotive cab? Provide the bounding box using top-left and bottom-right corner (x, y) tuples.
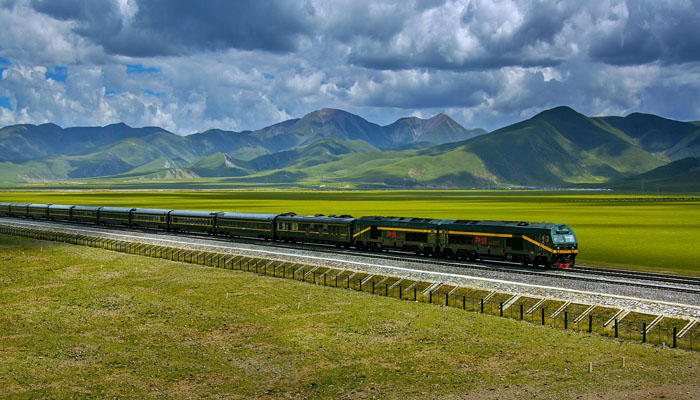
(549, 225), (577, 268)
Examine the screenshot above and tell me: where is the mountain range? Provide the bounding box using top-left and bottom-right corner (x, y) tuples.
(0, 106), (698, 191)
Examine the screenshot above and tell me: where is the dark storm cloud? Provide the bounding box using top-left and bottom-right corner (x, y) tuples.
(1, 0), (699, 133)
(31, 0), (315, 57)
(590, 2), (700, 65)
(589, 1), (700, 65)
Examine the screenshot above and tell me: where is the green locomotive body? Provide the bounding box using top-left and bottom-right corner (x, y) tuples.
(353, 216), (440, 254)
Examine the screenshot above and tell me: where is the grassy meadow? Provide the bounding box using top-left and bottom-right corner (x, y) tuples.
(1, 190), (699, 275)
(1, 235), (699, 398)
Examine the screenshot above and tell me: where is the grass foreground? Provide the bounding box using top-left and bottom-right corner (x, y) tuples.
(1, 235), (699, 398)
(1, 190), (700, 275)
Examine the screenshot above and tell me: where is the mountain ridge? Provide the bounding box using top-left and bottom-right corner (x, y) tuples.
(0, 106), (698, 189)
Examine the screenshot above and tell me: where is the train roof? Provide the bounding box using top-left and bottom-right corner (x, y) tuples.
(28, 203), (51, 208)
(169, 209), (217, 218)
(359, 216), (444, 224)
(132, 208), (172, 215)
(359, 216), (571, 232)
(48, 204), (74, 210)
(100, 206), (135, 213)
(217, 212), (278, 221)
(277, 213), (356, 224)
(73, 205), (102, 211)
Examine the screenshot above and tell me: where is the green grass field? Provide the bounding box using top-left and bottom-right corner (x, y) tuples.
(1, 190), (699, 275)
(1, 235), (699, 398)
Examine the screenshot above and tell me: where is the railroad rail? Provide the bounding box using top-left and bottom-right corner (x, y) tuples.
(2, 217), (700, 296)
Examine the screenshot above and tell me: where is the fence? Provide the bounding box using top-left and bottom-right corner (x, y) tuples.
(1, 224), (697, 352)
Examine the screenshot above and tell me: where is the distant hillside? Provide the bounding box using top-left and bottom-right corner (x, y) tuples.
(607, 156), (700, 192)
(384, 114), (486, 146)
(593, 113), (700, 161)
(0, 122), (165, 162)
(1, 106), (699, 190)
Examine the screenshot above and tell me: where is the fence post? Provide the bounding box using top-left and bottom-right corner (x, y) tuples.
(564, 311), (568, 330)
(446, 293), (449, 307)
(399, 285), (402, 300)
(462, 296), (466, 310)
(541, 308), (545, 325)
(520, 304), (524, 320)
(642, 322), (647, 343)
(588, 315), (593, 333)
(499, 302), (503, 317)
(372, 280), (375, 294)
(673, 326), (677, 348)
(385, 283), (388, 297)
(429, 291), (432, 304)
(614, 318), (619, 338)
(480, 298), (484, 314)
(414, 287), (417, 301)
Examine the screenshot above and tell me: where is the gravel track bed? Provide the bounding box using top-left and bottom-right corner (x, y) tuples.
(3, 218), (699, 320)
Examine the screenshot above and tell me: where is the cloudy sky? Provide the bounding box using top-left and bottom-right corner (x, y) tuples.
(0, 0), (699, 134)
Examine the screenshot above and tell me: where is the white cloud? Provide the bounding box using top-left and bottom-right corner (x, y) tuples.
(0, 0), (698, 134)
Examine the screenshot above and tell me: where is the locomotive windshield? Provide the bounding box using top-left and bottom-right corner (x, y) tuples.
(552, 232), (576, 244)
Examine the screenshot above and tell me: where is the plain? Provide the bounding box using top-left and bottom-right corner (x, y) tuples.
(1, 235), (699, 398)
(0, 190), (699, 275)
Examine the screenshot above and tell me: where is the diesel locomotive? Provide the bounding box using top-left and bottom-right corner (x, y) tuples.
(0, 202), (578, 268)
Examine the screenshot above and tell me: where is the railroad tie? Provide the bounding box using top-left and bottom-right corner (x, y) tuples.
(526, 298), (548, 314)
(645, 315), (664, 332)
(482, 290), (497, 302)
(550, 301), (571, 319)
(422, 282), (442, 296)
(361, 274), (375, 285)
(502, 294), (521, 311)
(388, 278), (404, 289)
(604, 309), (631, 328)
(677, 319), (698, 338)
(573, 304), (597, 324)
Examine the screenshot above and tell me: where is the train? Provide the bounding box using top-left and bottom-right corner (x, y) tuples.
(0, 202), (578, 268)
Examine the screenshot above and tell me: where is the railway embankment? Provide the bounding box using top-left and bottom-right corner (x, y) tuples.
(1, 217), (699, 352)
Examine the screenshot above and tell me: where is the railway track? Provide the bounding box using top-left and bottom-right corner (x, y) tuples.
(2, 217), (700, 295)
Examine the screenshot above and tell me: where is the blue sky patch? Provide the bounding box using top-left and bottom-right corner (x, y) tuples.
(126, 64), (159, 74)
(143, 89), (164, 96)
(105, 90), (118, 96)
(46, 66), (67, 81)
(0, 57), (10, 65)
(0, 97), (11, 110)
(264, 73), (275, 80)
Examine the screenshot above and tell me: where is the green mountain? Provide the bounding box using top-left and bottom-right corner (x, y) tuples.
(248, 108), (484, 151)
(607, 156), (700, 192)
(593, 113), (700, 161)
(288, 106), (668, 188)
(186, 153), (251, 177)
(240, 136), (378, 172)
(384, 114), (485, 145)
(0, 122), (166, 161)
(1, 106), (699, 189)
